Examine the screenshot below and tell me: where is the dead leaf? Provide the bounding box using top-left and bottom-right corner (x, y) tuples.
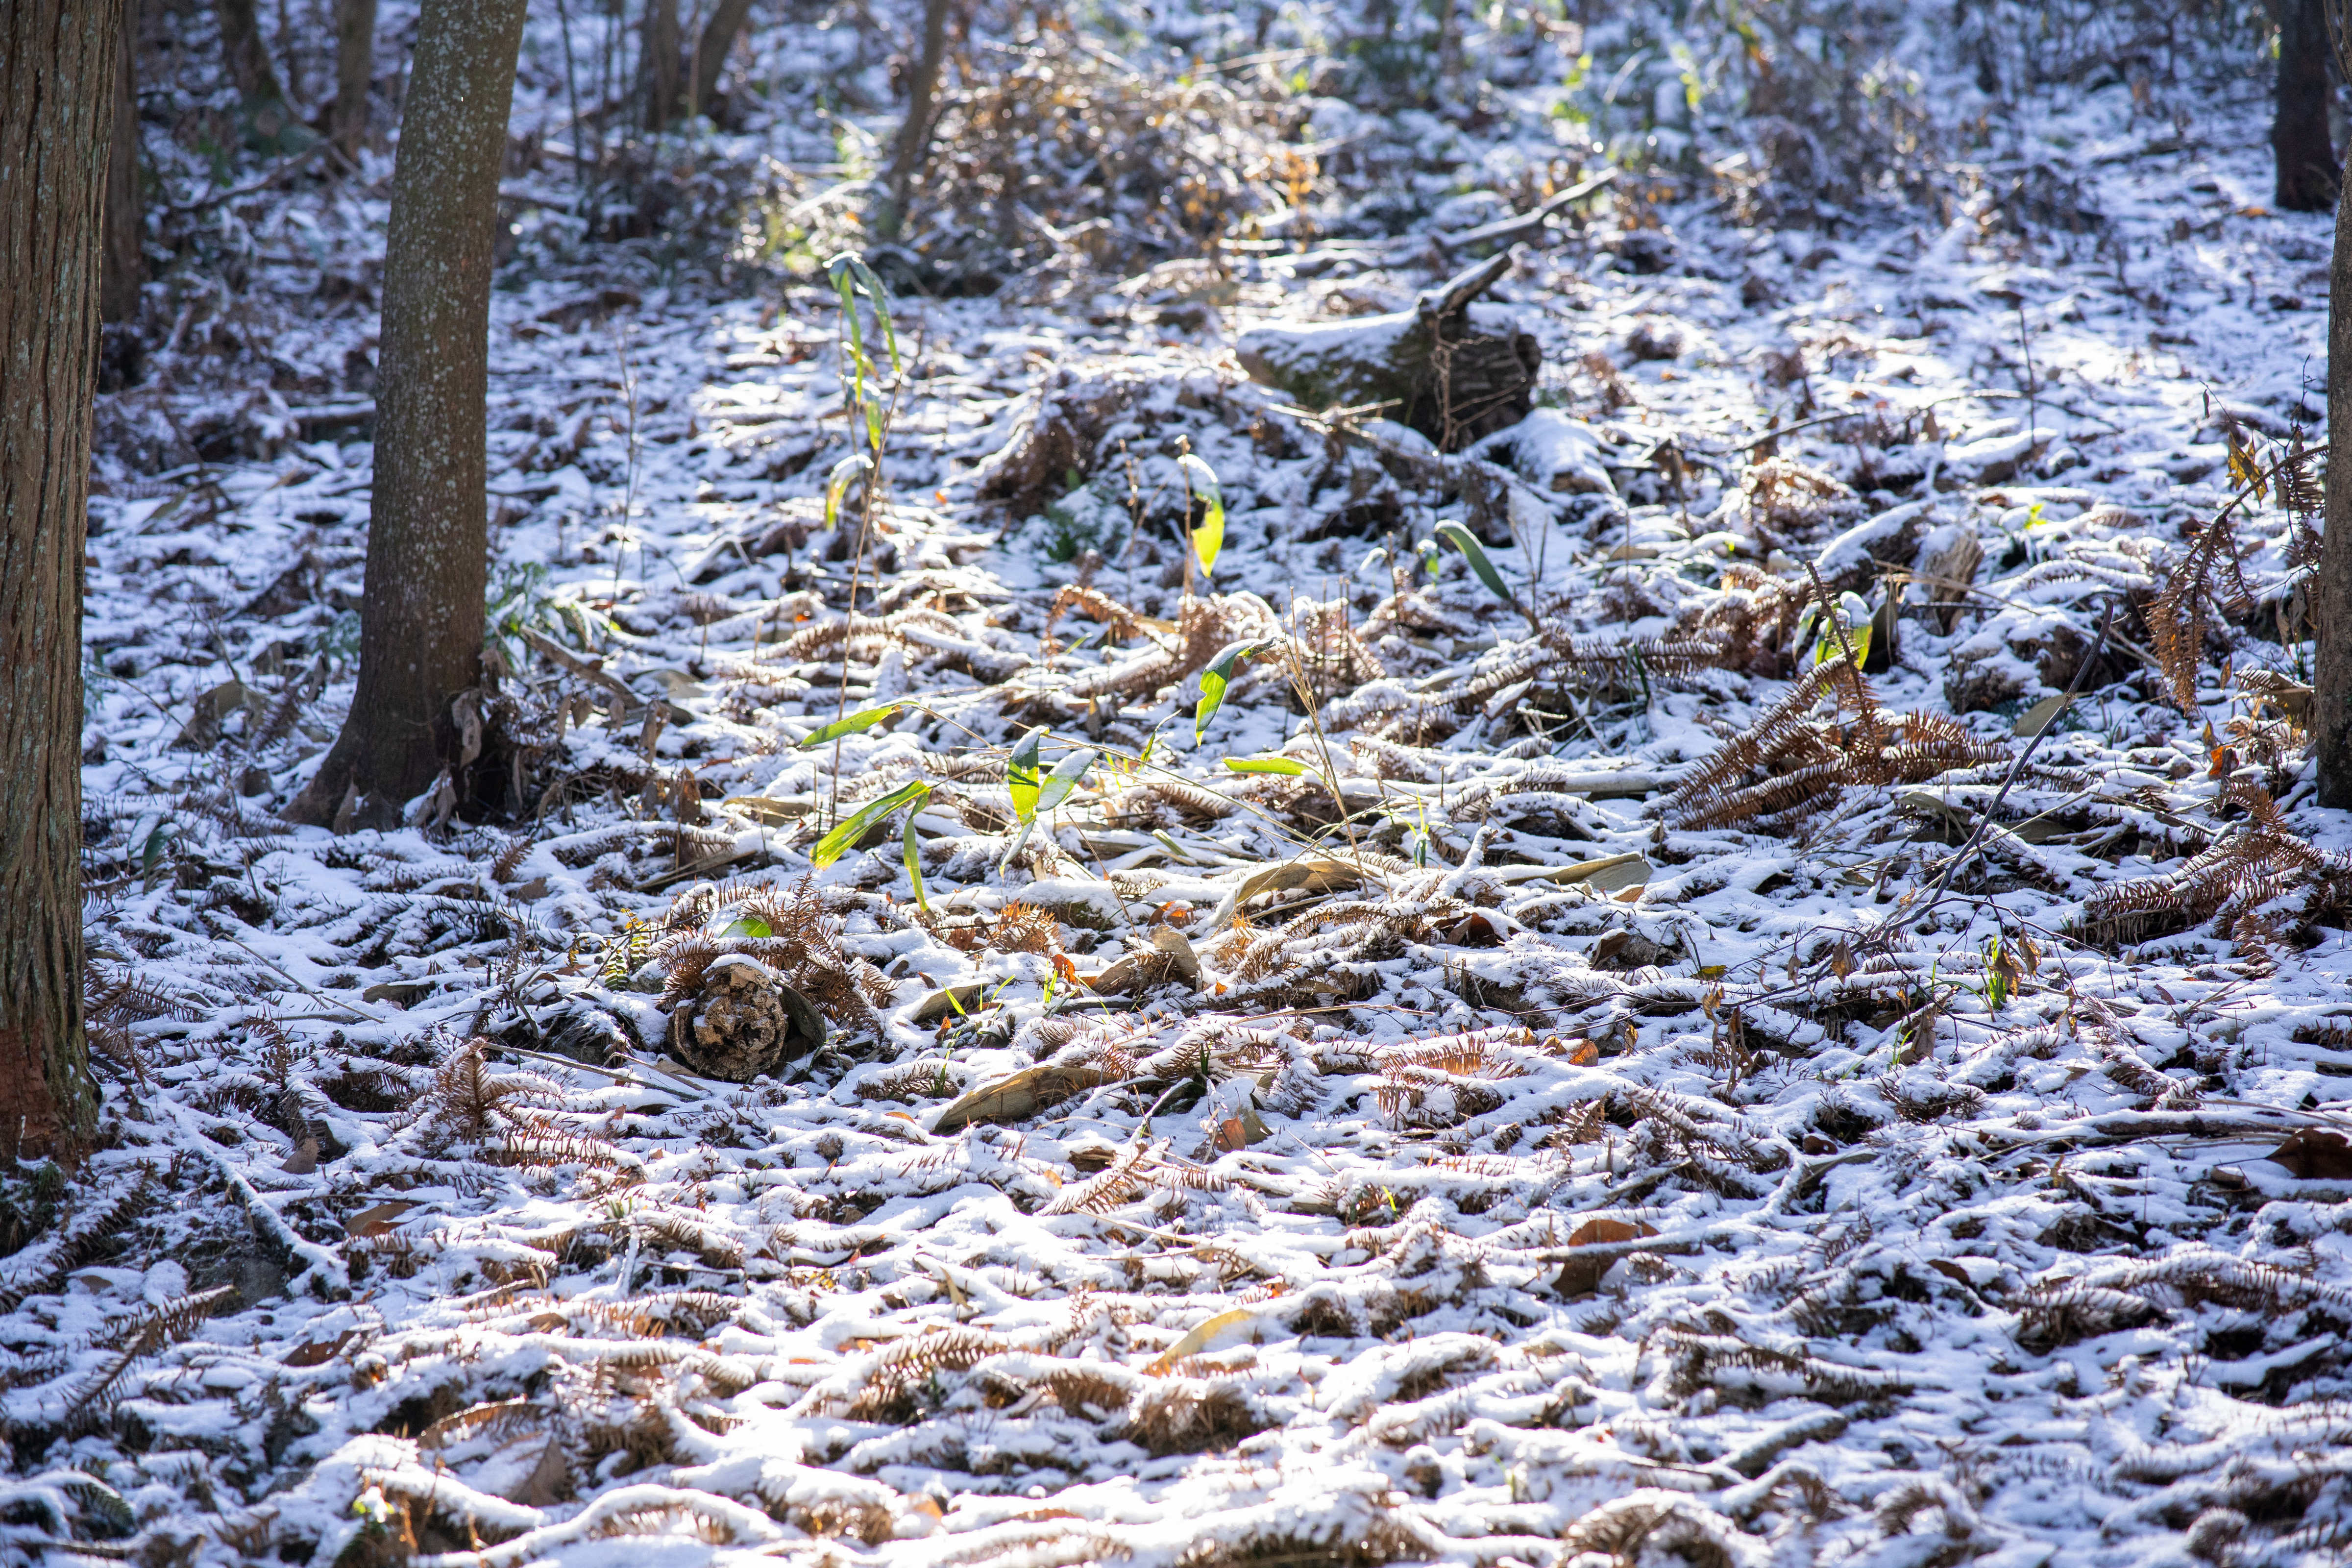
(2013, 691), (2072, 738)
(1495, 852), (1650, 891)
(1925, 1259), (1974, 1287)
(282, 1329), (363, 1367)
(1088, 928), (1201, 996)
(345, 1200), (421, 1239)
(2266, 1128), (2352, 1181)
(932, 1065), (1112, 1132)
(726, 794), (814, 824)
(1214, 1106), (1270, 1152)
(1567, 1038), (1600, 1066)
(1234, 858), (1361, 905)
(1145, 1307), (1260, 1373)
(910, 983), (986, 1025)
(1552, 1217), (1660, 1296)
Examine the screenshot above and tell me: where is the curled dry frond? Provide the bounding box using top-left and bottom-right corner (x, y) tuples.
(2147, 509), (2253, 712)
(1662, 658), (2005, 831)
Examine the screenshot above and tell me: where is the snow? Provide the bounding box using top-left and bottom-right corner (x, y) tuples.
(22, 0), (2352, 1565)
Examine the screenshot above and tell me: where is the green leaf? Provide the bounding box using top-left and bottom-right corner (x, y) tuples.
(716, 912), (774, 938)
(1434, 522), (1515, 607)
(1194, 638), (1271, 745)
(824, 453), (874, 531)
(1035, 747), (1097, 815)
(799, 701), (903, 748)
(831, 270), (867, 407)
(904, 811), (928, 912)
(1006, 725), (1046, 824)
(810, 780), (931, 870)
(826, 253), (901, 377)
(997, 817), (1038, 876)
(1178, 454), (1225, 577)
(1811, 590), (1874, 667)
(1224, 756), (1306, 775)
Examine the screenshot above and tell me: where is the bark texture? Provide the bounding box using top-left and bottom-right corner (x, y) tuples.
(641, 0), (682, 128)
(882, 0), (955, 230)
(331, 0), (377, 157)
(0, 0), (117, 1158)
(2319, 171), (2352, 806)
(102, 0), (143, 325)
(288, 0), (527, 831)
(689, 0), (755, 119)
(2275, 0), (2337, 212)
(214, 0), (294, 144)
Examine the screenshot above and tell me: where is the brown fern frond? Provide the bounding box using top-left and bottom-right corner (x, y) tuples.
(1044, 1138), (1160, 1215)
(2149, 511), (2254, 711)
(1047, 583), (1153, 642)
(846, 1328), (1011, 1421)
(1543, 633), (1731, 680)
(418, 1398), (547, 1451)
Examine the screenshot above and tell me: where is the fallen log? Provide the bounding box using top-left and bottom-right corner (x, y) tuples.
(1237, 252), (1539, 450)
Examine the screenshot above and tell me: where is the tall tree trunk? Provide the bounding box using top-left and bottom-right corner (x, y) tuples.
(102, 0), (144, 325)
(0, 0), (116, 1160)
(687, 0), (754, 120)
(2276, 0), (2336, 211)
(881, 0), (952, 236)
(331, 0), (377, 157)
(2319, 170), (2352, 805)
(287, 0), (526, 831)
(641, 0), (682, 128)
(215, 0), (296, 146)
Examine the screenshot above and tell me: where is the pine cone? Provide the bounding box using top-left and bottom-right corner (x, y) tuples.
(668, 955), (825, 1081)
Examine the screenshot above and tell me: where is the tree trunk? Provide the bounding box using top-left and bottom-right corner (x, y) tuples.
(215, 0), (297, 147)
(331, 0), (377, 157)
(0, 0), (116, 1160)
(2276, 0), (2336, 211)
(102, 0), (144, 325)
(688, 0), (754, 120)
(881, 0), (953, 233)
(641, 0), (682, 128)
(2318, 169), (2352, 806)
(287, 0), (526, 831)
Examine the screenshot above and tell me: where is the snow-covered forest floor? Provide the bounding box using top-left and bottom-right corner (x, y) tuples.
(20, 1), (2352, 1564)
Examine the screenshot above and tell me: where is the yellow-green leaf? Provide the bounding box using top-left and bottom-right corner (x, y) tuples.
(904, 811), (928, 912)
(799, 701), (903, 748)
(811, 780), (931, 869)
(824, 453), (875, 530)
(1224, 756), (1305, 775)
(1035, 747), (1097, 815)
(1194, 639), (1271, 744)
(1006, 726), (1046, 824)
(1179, 454), (1225, 577)
(1435, 522), (1513, 607)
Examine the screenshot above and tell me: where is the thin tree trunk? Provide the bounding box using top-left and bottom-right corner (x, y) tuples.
(287, 0), (527, 831)
(2276, 0), (2336, 211)
(0, 0), (116, 1160)
(2318, 169), (2352, 805)
(102, 0), (144, 325)
(882, 0), (952, 235)
(331, 0), (377, 157)
(641, 0), (682, 128)
(688, 0), (754, 120)
(216, 0), (295, 145)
